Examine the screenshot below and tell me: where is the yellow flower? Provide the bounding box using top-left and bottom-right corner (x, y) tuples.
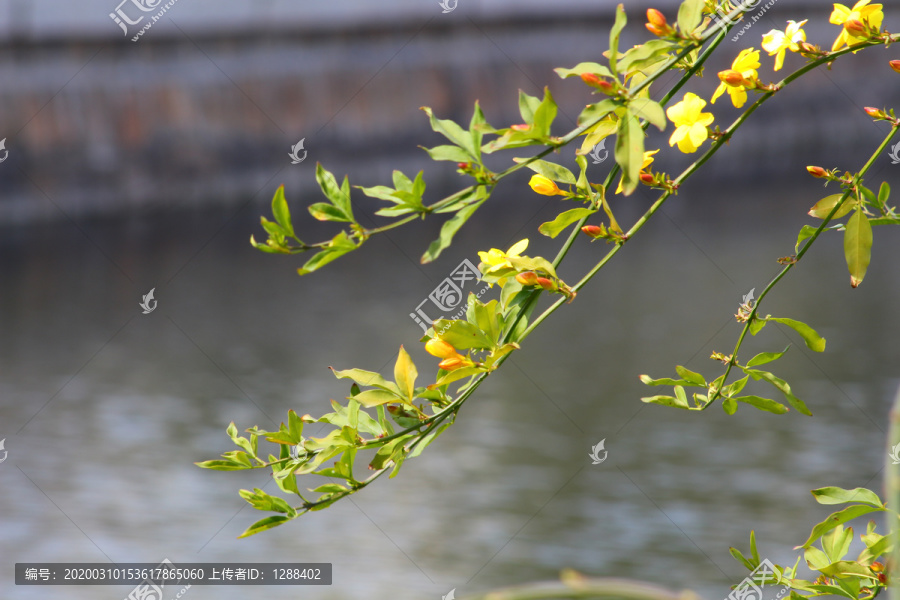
(478, 239), (529, 286)
(529, 174), (566, 196)
(762, 20), (807, 71)
(666, 93), (714, 154)
(615, 149), (659, 194)
(711, 48), (760, 108)
(830, 0), (883, 51)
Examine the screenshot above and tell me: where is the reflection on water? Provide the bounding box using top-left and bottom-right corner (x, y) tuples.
(1, 182), (898, 599)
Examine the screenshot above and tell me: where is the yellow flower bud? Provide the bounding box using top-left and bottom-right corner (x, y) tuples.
(890, 60), (900, 74)
(806, 166), (827, 178)
(843, 19), (867, 38)
(718, 69), (747, 87)
(438, 356), (467, 371)
(647, 9), (667, 28)
(529, 174), (565, 196)
(425, 338), (458, 359)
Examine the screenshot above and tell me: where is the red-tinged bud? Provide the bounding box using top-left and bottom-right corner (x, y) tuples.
(870, 562), (884, 573)
(843, 19), (867, 37)
(581, 73), (616, 94)
(581, 225), (603, 238)
(806, 165), (827, 178)
(646, 23), (666, 37)
(718, 69), (746, 87)
(640, 173), (654, 184)
(438, 356), (467, 371)
(864, 106), (885, 119)
(536, 277), (556, 291)
(647, 9), (667, 28)
(457, 162), (470, 170)
(515, 271), (540, 286)
(510, 124), (530, 131)
(891, 60), (900, 74)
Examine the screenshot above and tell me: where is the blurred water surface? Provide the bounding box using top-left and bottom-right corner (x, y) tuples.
(1, 177), (898, 599)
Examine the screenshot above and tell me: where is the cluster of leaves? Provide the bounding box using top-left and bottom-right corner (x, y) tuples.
(204, 0), (900, 544)
(730, 487), (894, 597)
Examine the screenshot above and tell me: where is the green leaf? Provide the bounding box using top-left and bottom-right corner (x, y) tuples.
(729, 547), (755, 571)
(514, 158), (576, 184)
(353, 389), (399, 407)
(748, 316), (767, 335)
(749, 530), (760, 565)
(628, 98), (666, 131)
(539, 208), (597, 239)
(797, 504), (884, 548)
(421, 107), (476, 158)
(746, 346), (789, 368)
(532, 88), (557, 138)
(639, 374), (694, 387)
(618, 40), (674, 74)
(721, 375), (749, 397)
(577, 99), (619, 128)
(743, 368), (812, 416)
(518, 90), (542, 124)
(421, 197), (487, 263)
(271, 185), (294, 237)
(330, 367), (398, 394)
(430, 366), (483, 389)
(614, 112), (643, 196)
(239, 488), (296, 514)
(675, 366), (705, 386)
(316, 163), (353, 222)
(677, 0), (704, 35)
(554, 62), (613, 80)
(238, 515), (292, 538)
(297, 231), (357, 275)
(423, 144), (472, 163)
(394, 346), (418, 402)
(308, 202), (352, 222)
(642, 394), (689, 409)
(608, 4), (627, 75)
(195, 459), (251, 471)
(878, 181), (890, 208)
(809, 193), (853, 220)
(844, 208), (873, 288)
(811, 487), (883, 508)
(434, 319), (493, 350)
(734, 395), (789, 414)
(722, 397), (737, 415)
(766, 317), (826, 352)
(795, 224), (819, 253)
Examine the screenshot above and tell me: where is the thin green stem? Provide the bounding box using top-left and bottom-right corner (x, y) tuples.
(705, 123), (899, 408)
